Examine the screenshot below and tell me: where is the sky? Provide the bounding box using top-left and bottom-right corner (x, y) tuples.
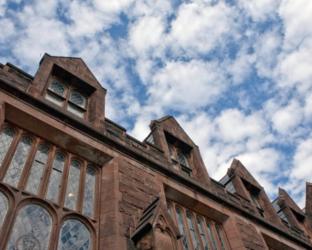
(0, 0), (312, 207)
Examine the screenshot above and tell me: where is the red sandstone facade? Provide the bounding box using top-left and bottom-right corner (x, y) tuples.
(0, 54), (311, 250)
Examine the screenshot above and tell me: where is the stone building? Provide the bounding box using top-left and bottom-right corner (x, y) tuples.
(0, 54), (311, 250)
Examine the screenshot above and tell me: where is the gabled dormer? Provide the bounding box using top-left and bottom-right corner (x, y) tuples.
(28, 54), (106, 131)
(221, 159), (284, 227)
(147, 116), (211, 187)
(273, 188), (307, 235)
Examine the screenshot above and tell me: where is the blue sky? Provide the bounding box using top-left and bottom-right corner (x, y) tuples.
(1, 0), (312, 207)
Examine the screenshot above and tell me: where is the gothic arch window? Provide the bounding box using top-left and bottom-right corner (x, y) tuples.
(26, 143), (50, 194)
(0, 191), (9, 229)
(58, 219), (92, 250)
(0, 126), (15, 168)
(64, 159), (81, 210)
(6, 204), (52, 250)
(46, 151), (66, 204)
(3, 136), (33, 187)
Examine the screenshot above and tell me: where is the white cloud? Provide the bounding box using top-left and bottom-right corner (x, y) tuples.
(292, 137), (312, 180)
(169, 1), (236, 56)
(94, 0), (134, 14)
(271, 100), (303, 134)
(0, 0), (6, 16)
(129, 15), (165, 55)
(148, 60), (227, 111)
(0, 18), (15, 42)
(237, 0), (280, 22)
(216, 109), (265, 142)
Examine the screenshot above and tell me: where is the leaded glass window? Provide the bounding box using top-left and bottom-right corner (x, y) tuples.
(186, 210), (200, 250)
(215, 224), (227, 250)
(49, 81), (66, 97)
(197, 216), (210, 250)
(83, 165), (96, 218)
(0, 126), (15, 167)
(58, 219), (91, 250)
(0, 192), (8, 229)
(46, 152), (65, 203)
(6, 204), (52, 250)
(67, 103), (85, 118)
(206, 222), (218, 250)
(26, 143), (50, 194)
(64, 160), (81, 210)
(69, 90), (86, 108)
(175, 207), (190, 250)
(4, 136), (33, 187)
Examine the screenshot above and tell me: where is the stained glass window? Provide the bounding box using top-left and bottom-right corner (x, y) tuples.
(26, 143), (50, 194)
(49, 81), (66, 97)
(46, 152), (65, 203)
(69, 90), (86, 108)
(4, 136), (33, 187)
(186, 210), (200, 250)
(175, 207), (190, 250)
(58, 219), (91, 250)
(83, 166), (96, 218)
(0, 126), (15, 167)
(0, 192), (8, 229)
(64, 160), (81, 210)
(6, 204), (52, 250)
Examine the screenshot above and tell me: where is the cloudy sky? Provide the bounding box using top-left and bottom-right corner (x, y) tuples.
(1, 0), (312, 206)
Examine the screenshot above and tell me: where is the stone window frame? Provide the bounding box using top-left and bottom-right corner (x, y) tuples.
(45, 78), (88, 119)
(167, 200), (230, 250)
(0, 123), (99, 250)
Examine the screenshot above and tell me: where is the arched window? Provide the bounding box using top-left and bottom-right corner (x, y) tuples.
(46, 81), (67, 107)
(64, 160), (81, 210)
(26, 143), (50, 194)
(46, 152), (66, 203)
(0, 191), (8, 229)
(58, 219), (91, 250)
(83, 165), (96, 218)
(67, 90), (86, 118)
(0, 126), (15, 168)
(4, 136), (33, 187)
(6, 204), (52, 250)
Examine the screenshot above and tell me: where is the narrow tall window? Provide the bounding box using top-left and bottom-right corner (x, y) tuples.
(26, 143), (50, 194)
(197, 216), (210, 250)
(83, 165), (96, 218)
(215, 224), (227, 250)
(58, 219), (91, 250)
(46, 152), (66, 203)
(0, 192), (8, 229)
(6, 204), (52, 250)
(64, 160), (81, 210)
(4, 136), (33, 187)
(175, 206), (190, 250)
(0, 126), (15, 167)
(186, 210), (200, 250)
(206, 222), (218, 250)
